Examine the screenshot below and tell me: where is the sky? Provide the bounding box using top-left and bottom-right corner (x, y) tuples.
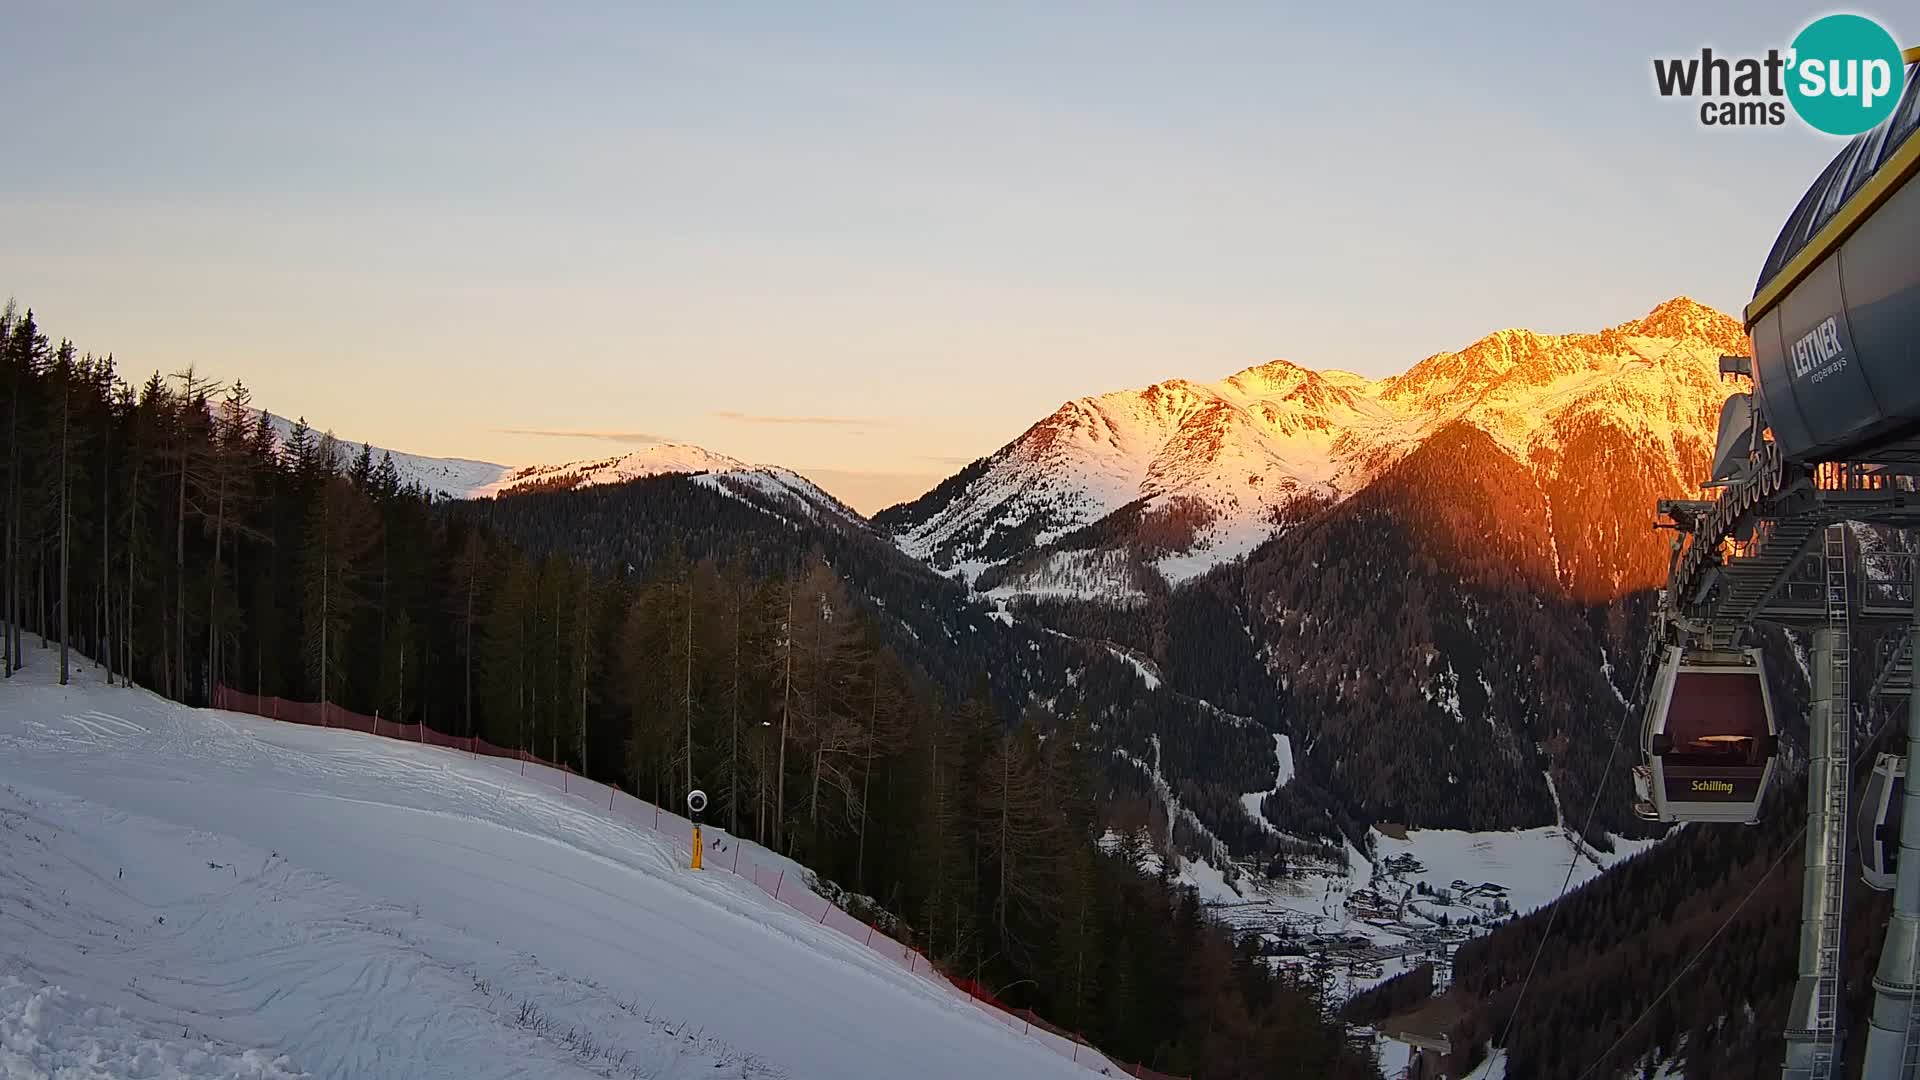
(0, 2), (1898, 512)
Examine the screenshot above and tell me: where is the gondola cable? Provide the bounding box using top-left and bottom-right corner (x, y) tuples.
(1492, 645), (1639, 1067)
(1570, 824), (1803, 1080)
(1560, 700), (1903, 1080)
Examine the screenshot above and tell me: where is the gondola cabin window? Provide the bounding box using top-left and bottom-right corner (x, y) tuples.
(1664, 671), (1770, 768)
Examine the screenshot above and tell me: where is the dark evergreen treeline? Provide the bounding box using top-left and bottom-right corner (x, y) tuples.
(0, 304), (1374, 1080)
(473, 469), (1328, 874)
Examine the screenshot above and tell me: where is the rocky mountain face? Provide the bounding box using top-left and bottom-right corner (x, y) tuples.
(878, 297), (1742, 607)
(880, 298), (1764, 850)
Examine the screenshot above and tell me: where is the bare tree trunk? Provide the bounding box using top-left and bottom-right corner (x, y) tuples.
(998, 744), (1010, 937)
(776, 583), (793, 852)
(4, 354), (19, 678)
(378, 533), (388, 687)
(99, 410), (110, 676)
(175, 429), (186, 701)
(319, 538), (328, 716)
(3, 511), (11, 679)
(58, 373), (69, 685)
(517, 615), (526, 755)
(206, 465), (225, 696)
(683, 576), (694, 800)
(464, 563), (475, 738)
(552, 590), (560, 764)
(857, 668), (877, 893)
(124, 455), (140, 689)
(729, 585), (741, 836)
(810, 743), (822, 829)
(2, 496), (11, 678)
(578, 585), (589, 775)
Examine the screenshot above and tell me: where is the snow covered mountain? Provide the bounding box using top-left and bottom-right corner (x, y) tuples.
(253, 412), (856, 524)
(473, 444), (754, 496)
(476, 446), (861, 525)
(256, 411), (515, 499)
(877, 297), (1743, 602)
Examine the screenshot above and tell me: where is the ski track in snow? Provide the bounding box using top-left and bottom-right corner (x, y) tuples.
(1237, 734), (1293, 835)
(0, 663), (1109, 1080)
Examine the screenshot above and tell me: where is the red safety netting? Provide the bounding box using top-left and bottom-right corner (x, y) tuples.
(212, 685), (1182, 1079)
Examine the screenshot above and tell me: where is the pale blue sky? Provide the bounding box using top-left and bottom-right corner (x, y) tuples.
(0, 2), (1896, 510)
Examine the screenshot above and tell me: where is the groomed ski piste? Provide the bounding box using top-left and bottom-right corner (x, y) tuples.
(0, 659), (1121, 1080)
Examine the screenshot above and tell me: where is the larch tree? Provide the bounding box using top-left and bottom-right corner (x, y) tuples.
(979, 719), (1055, 959)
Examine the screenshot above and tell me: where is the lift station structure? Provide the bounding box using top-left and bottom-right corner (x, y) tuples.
(1637, 51), (1920, 1079)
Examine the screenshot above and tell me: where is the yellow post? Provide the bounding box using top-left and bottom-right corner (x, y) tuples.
(691, 824), (703, 870)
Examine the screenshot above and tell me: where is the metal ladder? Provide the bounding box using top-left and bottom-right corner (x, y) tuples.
(1812, 523), (1854, 1078)
(1903, 608), (1920, 1077)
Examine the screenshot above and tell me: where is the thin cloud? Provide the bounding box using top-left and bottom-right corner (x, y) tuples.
(915, 453), (975, 466)
(497, 428), (675, 445)
(711, 410), (887, 429)
(792, 467), (945, 515)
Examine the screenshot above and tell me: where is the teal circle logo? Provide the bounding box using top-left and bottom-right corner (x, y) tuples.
(1786, 14), (1907, 135)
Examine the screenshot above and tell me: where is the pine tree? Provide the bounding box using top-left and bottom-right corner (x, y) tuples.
(301, 475), (375, 715)
(3, 308), (49, 674)
(205, 381), (266, 694)
(449, 528), (486, 737)
(52, 341), (75, 683)
(349, 441), (374, 490)
(481, 552), (534, 750)
(167, 366), (221, 700)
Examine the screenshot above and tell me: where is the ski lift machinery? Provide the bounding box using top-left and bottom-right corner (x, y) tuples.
(1621, 49), (1920, 1079)
(1639, 645), (1780, 823)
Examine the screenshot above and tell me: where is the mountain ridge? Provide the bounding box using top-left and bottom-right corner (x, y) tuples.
(879, 296), (1742, 604)
(250, 411), (858, 523)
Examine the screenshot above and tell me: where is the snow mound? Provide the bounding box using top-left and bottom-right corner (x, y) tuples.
(0, 976), (303, 1080)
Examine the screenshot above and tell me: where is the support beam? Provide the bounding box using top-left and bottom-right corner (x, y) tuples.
(1864, 575), (1920, 1078)
(1785, 622), (1847, 1078)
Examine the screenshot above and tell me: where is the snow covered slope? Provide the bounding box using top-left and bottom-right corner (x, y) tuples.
(474, 443), (751, 495)
(878, 297), (1741, 594)
(0, 663), (1108, 1080)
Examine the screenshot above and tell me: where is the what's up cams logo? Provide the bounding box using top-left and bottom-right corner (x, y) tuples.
(1654, 13), (1909, 134)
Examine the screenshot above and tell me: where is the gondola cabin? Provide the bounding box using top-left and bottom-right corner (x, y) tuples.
(1642, 646), (1779, 823)
(1861, 753), (1907, 892)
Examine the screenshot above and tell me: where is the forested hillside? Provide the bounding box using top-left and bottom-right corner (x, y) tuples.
(472, 474), (1331, 873)
(1395, 767), (1892, 1079)
(0, 303), (1374, 1080)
